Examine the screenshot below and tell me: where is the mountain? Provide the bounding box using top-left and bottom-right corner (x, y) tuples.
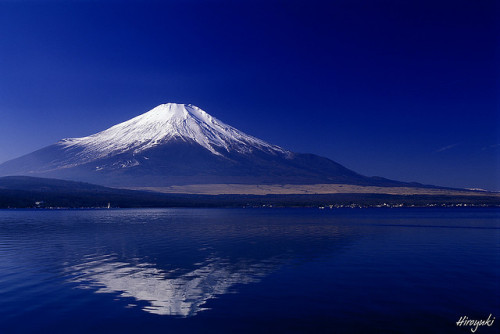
(0, 103), (427, 188)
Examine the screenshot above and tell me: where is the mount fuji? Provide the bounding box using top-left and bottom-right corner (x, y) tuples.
(0, 103), (422, 188)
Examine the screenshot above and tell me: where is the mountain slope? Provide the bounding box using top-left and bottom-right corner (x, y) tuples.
(0, 103), (428, 187)
(58, 103), (289, 162)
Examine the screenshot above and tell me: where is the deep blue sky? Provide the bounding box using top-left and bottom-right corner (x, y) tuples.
(0, 0), (498, 190)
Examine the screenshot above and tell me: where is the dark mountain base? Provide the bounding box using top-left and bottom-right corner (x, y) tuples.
(0, 141), (435, 188)
(0, 177), (498, 209)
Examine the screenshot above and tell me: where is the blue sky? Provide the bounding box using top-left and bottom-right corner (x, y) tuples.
(0, 0), (498, 190)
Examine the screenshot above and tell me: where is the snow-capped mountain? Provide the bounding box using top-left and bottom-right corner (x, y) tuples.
(0, 103), (415, 187)
(59, 103), (288, 164)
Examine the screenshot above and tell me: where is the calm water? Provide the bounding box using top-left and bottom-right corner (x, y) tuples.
(0, 208), (498, 333)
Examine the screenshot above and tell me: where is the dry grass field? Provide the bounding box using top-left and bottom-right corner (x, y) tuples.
(125, 184), (497, 197)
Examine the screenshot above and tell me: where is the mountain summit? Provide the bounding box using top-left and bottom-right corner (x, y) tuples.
(0, 103), (418, 187)
(60, 103), (288, 162)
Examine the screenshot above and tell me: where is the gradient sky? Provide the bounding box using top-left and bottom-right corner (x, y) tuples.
(0, 0), (498, 190)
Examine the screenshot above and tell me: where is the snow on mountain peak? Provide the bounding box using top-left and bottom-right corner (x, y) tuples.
(59, 103), (288, 164)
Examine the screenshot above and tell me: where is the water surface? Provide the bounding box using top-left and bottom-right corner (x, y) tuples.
(0, 208), (498, 333)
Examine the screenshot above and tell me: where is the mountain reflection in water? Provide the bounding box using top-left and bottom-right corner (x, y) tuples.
(1, 208), (498, 334)
(67, 254), (278, 317)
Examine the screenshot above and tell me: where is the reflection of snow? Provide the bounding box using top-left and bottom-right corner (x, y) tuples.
(67, 255), (276, 317)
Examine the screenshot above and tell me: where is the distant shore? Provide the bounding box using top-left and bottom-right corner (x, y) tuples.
(1, 177), (498, 209)
(124, 183), (495, 196)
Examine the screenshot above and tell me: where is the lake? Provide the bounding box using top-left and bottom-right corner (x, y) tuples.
(0, 208), (498, 333)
